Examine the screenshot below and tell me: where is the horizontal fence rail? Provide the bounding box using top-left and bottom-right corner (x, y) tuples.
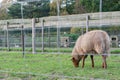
(0, 11), (120, 29)
(0, 1), (120, 79)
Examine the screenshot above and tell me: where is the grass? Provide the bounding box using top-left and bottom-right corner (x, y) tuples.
(0, 51), (120, 80)
(0, 47), (120, 53)
(0, 47), (73, 53)
(111, 48), (120, 53)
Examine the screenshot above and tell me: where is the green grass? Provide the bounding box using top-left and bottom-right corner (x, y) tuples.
(0, 51), (120, 80)
(111, 49), (120, 53)
(0, 47), (73, 53)
(1, 47), (120, 54)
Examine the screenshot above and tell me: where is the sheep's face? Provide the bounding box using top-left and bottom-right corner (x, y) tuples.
(71, 57), (81, 67)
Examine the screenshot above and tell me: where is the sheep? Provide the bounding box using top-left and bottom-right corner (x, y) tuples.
(71, 30), (110, 69)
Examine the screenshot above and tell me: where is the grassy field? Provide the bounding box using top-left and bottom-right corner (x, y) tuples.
(0, 51), (120, 80)
(1, 47), (120, 53)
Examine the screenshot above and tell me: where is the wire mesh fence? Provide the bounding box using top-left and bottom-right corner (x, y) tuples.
(0, 18), (120, 80)
(0, 51), (120, 80)
(0, 0), (120, 80)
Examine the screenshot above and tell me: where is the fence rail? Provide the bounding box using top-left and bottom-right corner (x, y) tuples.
(0, 11), (120, 29)
(0, 2), (120, 79)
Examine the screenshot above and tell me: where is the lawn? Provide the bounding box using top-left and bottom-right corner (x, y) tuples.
(0, 51), (120, 80)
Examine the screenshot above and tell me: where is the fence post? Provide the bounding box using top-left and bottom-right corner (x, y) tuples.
(32, 18), (36, 54)
(57, 0), (60, 50)
(86, 15), (89, 33)
(99, 0), (102, 27)
(41, 19), (44, 52)
(48, 26), (50, 47)
(6, 21), (10, 51)
(21, 25), (25, 57)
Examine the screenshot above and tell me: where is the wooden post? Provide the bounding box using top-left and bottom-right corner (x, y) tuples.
(41, 19), (44, 52)
(57, 0), (61, 51)
(48, 26), (50, 47)
(86, 15), (89, 33)
(32, 18), (36, 54)
(6, 21), (10, 51)
(21, 25), (25, 57)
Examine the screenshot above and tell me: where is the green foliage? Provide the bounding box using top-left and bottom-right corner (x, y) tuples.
(63, 0), (75, 14)
(25, 0), (50, 18)
(0, 10), (10, 20)
(80, 0), (120, 13)
(69, 27), (84, 40)
(68, 33), (79, 41)
(8, 1), (50, 18)
(2, 0), (120, 19)
(8, 3), (22, 18)
(70, 27), (81, 34)
(80, 0), (99, 13)
(49, 0), (75, 16)
(63, 32), (79, 41)
(66, 3), (74, 14)
(102, 0), (120, 12)
(49, 1), (57, 16)
(73, 0), (84, 14)
(0, 0), (120, 19)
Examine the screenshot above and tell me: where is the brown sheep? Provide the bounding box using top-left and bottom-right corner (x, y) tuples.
(71, 30), (110, 69)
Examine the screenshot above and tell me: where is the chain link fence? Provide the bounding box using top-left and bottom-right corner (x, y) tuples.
(0, 0), (120, 79)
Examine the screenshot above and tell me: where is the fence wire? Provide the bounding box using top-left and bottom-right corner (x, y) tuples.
(0, 52), (119, 80)
(0, 1), (120, 80)
(0, 15), (120, 80)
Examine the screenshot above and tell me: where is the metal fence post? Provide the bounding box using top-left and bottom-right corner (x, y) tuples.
(32, 18), (36, 54)
(21, 25), (25, 57)
(6, 21), (10, 51)
(41, 19), (44, 52)
(99, 0), (102, 27)
(57, 0), (60, 50)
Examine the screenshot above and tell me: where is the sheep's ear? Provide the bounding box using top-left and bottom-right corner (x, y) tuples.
(71, 57), (75, 61)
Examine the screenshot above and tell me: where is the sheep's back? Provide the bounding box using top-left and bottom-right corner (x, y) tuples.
(75, 30), (110, 54)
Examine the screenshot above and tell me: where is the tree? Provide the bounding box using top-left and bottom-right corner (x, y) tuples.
(49, 0), (75, 15)
(0, 0), (13, 19)
(25, 0), (50, 18)
(0, 9), (10, 20)
(49, 1), (57, 16)
(7, 0), (50, 18)
(79, 0), (120, 13)
(66, 0), (75, 14)
(102, 0), (120, 12)
(49, 0), (68, 16)
(70, 27), (81, 34)
(79, 0), (99, 13)
(8, 3), (22, 19)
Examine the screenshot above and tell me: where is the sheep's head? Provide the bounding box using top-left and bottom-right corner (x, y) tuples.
(71, 56), (82, 67)
(71, 47), (83, 67)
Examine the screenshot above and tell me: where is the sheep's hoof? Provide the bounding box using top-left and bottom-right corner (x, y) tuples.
(102, 65), (107, 69)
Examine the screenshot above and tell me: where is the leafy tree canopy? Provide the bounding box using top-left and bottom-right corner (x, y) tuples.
(80, 0), (120, 13)
(2, 0), (120, 19)
(8, 0), (50, 18)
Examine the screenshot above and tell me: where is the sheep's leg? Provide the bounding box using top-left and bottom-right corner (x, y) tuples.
(90, 55), (94, 68)
(102, 55), (107, 69)
(82, 55), (88, 68)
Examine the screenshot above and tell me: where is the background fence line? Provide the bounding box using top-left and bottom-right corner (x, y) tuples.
(0, 11), (120, 29)
(0, 1), (120, 79)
